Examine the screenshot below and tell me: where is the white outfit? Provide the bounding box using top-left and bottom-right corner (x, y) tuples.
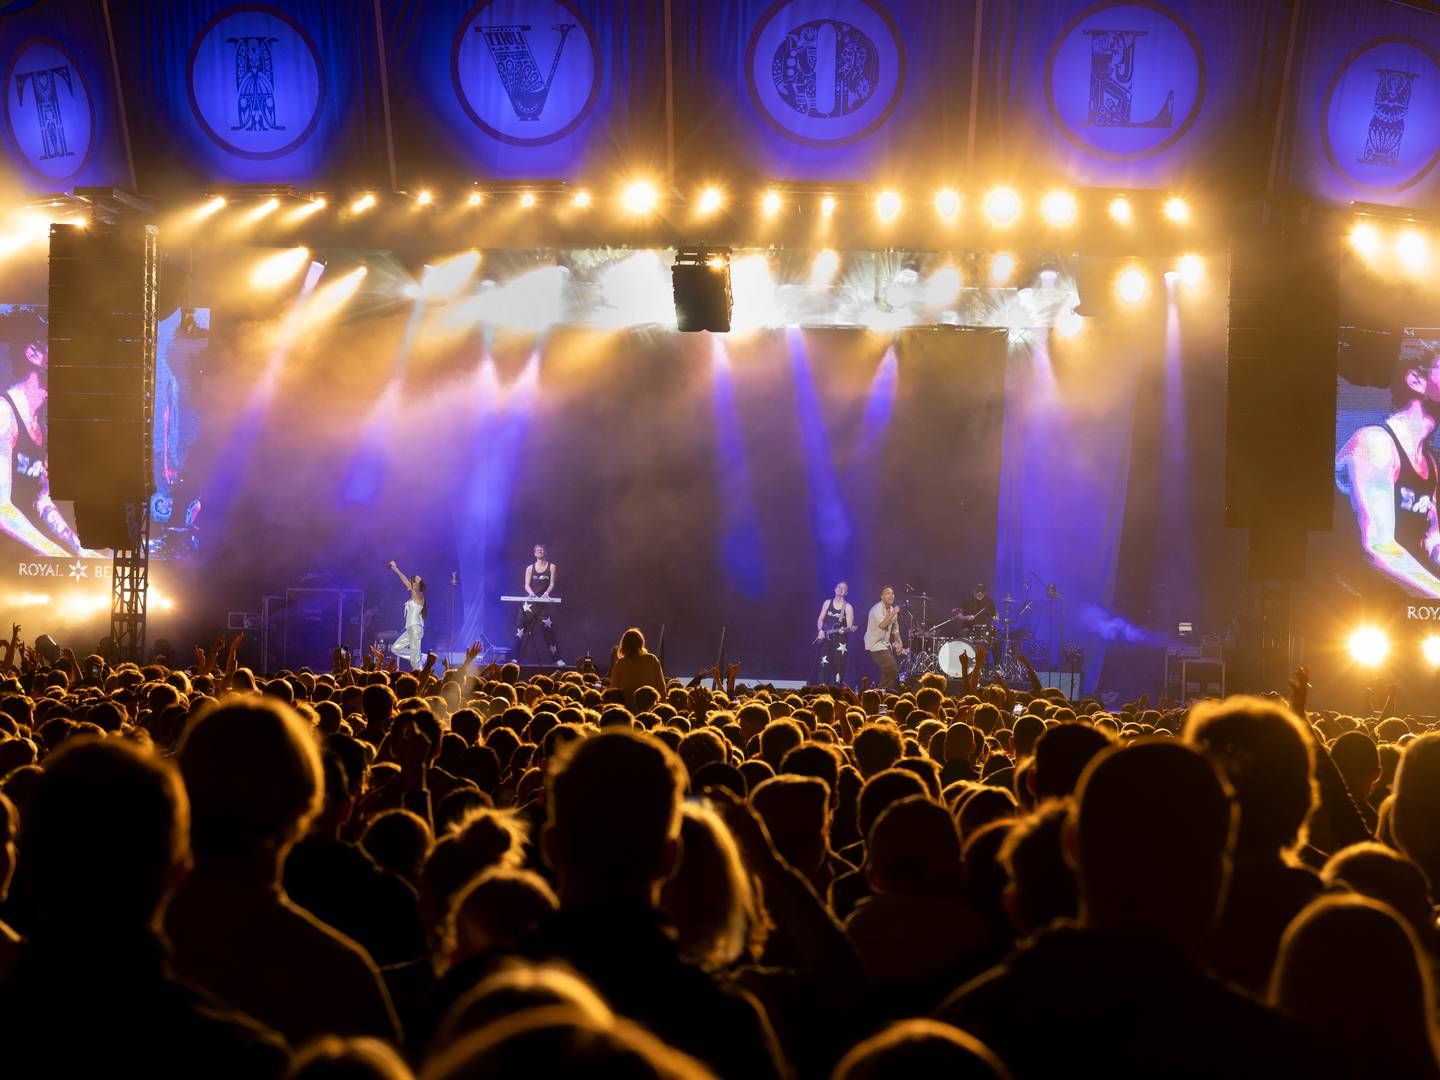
(865, 601), (897, 653)
(391, 598), (425, 669)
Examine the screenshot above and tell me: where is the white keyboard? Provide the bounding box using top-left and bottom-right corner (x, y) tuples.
(500, 595), (562, 603)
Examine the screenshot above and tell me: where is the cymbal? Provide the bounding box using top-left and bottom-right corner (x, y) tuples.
(905, 592), (936, 600)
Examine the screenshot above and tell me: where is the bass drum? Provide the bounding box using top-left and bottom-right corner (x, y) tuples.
(938, 639), (977, 678)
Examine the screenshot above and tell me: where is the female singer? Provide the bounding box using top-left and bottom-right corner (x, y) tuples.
(386, 560), (427, 670)
(814, 580), (855, 686)
(516, 543), (562, 664)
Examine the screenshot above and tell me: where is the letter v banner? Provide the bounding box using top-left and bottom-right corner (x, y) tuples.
(382, 0), (665, 182)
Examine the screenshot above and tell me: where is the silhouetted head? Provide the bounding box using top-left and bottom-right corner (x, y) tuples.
(618, 628), (646, 658)
(1072, 739), (1236, 947)
(22, 737), (189, 934)
(1392, 733), (1440, 891)
(287, 1036), (413, 1080)
(177, 698), (322, 869)
(1323, 842), (1436, 947)
(834, 1018), (1008, 1080)
(751, 774), (830, 876)
(423, 1005), (709, 1079)
(868, 795), (963, 896)
(1271, 895), (1440, 1078)
(544, 731), (684, 904)
(1184, 696), (1315, 860)
(660, 803), (762, 970)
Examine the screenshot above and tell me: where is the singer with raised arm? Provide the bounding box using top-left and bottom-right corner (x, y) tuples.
(515, 543), (562, 664)
(814, 580), (855, 686)
(864, 585), (907, 691)
(386, 560), (428, 670)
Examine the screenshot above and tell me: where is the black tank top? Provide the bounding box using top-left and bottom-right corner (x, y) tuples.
(4, 392), (43, 512)
(530, 563), (551, 593)
(1383, 423), (1437, 568)
(821, 599), (847, 635)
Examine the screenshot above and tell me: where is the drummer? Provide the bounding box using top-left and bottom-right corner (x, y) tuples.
(954, 583), (997, 636)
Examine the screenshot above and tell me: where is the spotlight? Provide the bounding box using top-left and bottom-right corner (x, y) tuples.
(416, 190), (433, 206)
(876, 190), (901, 222)
(1116, 267), (1148, 304)
(762, 190), (782, 217)
(467, 191), (483, 208)
(244, 197), (280, 223)
(519, 191), (537, 208)
(1349, 221), (1381, 258)
(820, 195), (837, 217)
(1108, 196), (1134, 224)
(1055, 305), (1084, 339)
(1163, 197), (1190, 223)
(350, 193), (377, 214)
(1040, 190), (1078, 227)
(250, 246), (311, 290)
(1424, 634), (1440, 667)
(623, 181), (658, 214)
(989, 252), (1016, 287)
(194, 196), (227, 221)
(1397, 228), (1430, 274)
(698, 186), (724, 214)
(572, 189), (591, 208)
(1177, 254), (1204, 287)
(810, 248), (840, 286)
(1346, 625), (1390, 667)
(984, 187), (1021, 226)
(935, 188), (961, 221)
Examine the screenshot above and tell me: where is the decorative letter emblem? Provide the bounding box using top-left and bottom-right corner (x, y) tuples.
(770, 19), (880, 119)
(1360, 68), (1419, 166)
(1084, 29), (1173, 128)
(14, 65), (74, 160)
(477, 23), (575, 121)
(229, 36), (283, 132)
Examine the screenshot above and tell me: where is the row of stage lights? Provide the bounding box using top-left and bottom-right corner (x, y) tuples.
(1348, 625), (1440, 667)
(1349, 217), (1440, 277)
(188, 184), (1197, 230)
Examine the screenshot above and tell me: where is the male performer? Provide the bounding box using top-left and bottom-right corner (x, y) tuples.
(1337, 342), (1440, 599)
(814, 580), (855, 686)
(957, 583), (997, 630)
(865, 585), (906, 690)
(515, 543), (563, 664)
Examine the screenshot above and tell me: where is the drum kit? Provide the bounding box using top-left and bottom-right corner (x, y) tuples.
(898, 588), (1038, 687)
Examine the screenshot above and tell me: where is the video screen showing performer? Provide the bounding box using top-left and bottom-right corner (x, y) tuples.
(515, 543), (563, 665)
(1335, 334), (1440, 601)
(0, 305), (205, 563)
(814, 580), (855, 685)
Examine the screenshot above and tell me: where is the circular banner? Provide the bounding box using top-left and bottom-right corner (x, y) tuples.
(187, 4), (325, 161)
(745, 0), (906, 147)
(2, 39), (94, 182)
(1323, 37), (1440, 194)
(452, 0), (601, 147)
(1045, 1), (1205, 161)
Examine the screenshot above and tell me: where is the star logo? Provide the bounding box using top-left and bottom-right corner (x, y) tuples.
(515, 627), (524, 639)
(837, 643), (847, 654)
(68, 560), (87, 581)
(522, 601), (533, 613)
(542, 617), (553, 628)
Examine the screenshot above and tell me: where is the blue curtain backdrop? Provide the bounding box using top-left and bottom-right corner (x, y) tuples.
(108, 0), (389, 190)
(671, 0), (975, 185)
(976, 0), (1290, 190)
(382, 0), (666, 183)
(0, 0), (130, 192)
(1281, 1), (1440, 210)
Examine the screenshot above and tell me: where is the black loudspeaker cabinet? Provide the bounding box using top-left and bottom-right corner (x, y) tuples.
(1225, 225), (1338, 533)
(46, 223), (158, 514)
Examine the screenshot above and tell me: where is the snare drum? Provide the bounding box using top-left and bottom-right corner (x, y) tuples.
(938, 639), (977, 678)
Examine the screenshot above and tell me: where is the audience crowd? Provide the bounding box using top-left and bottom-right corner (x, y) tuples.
(0, 629), (1437, 1078)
